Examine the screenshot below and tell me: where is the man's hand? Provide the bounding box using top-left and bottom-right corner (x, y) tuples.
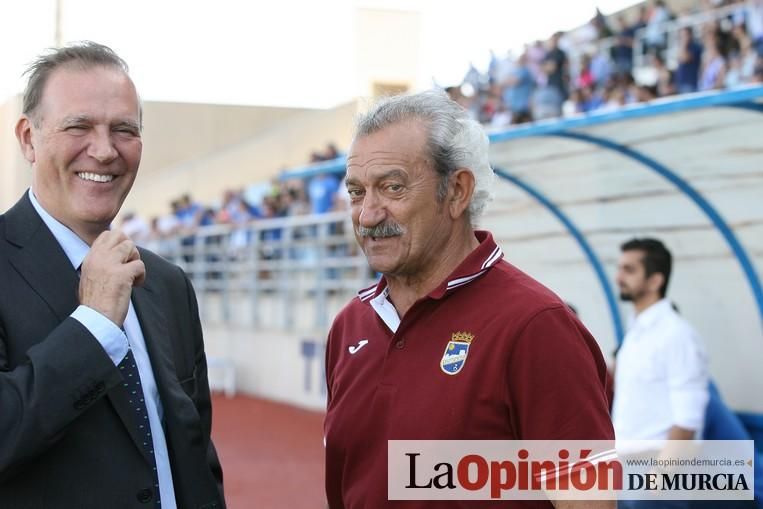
(78, 231), (146, 327)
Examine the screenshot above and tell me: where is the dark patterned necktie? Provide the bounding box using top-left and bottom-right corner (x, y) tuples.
(119, 347), (161, 507)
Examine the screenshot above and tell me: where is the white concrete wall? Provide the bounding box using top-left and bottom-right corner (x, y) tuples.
(0, 96), (30, 208)
(205, 324), (327, 411)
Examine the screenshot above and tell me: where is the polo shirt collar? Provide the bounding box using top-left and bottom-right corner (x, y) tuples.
(427, 230), (503, 299)
(356, 230), (504, 304)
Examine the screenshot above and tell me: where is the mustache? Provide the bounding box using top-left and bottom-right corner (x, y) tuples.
(356, 221), (405, 238)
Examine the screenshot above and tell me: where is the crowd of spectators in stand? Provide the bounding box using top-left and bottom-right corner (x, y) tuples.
(120, 142), (347, 251)
(120, 0), (763, 247)
(446, 0), (763, 128)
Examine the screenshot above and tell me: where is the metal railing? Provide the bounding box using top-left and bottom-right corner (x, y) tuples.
(151, 211), (375, 331)
(566, 2), (754, 80)
(633, 2), (751, 70)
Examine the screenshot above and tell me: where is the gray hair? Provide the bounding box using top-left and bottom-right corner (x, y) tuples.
(354, 90), (494, 222)
(22, 41), (138, 126)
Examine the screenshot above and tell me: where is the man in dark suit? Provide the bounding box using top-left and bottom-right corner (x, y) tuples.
(0, 42), (225, 508)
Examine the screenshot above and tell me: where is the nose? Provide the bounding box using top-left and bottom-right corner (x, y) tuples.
(87, 127), (118, 163)
(357, 191), (386, 228)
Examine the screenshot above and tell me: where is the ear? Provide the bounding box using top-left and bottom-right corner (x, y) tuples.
(15, 115), (36, 164)
(447, 168), (476, 220)
(646, 272), (665, 296)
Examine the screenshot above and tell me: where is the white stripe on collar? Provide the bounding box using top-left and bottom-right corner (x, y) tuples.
(481, 246), (503, 270)
(358, 287), (376, 301)
(446, 270), (488, 289)
(445, 246), (502, 290)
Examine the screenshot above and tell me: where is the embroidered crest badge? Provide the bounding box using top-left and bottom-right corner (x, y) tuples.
(440, 331), (475, 375)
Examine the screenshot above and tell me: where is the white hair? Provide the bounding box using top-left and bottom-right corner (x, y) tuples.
(354, 90), (494, 223)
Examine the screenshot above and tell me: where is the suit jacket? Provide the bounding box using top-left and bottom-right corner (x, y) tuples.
(0, 193), (225, 509)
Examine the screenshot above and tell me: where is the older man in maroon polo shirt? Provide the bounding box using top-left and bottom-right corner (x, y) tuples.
(324, 91), (614, 509)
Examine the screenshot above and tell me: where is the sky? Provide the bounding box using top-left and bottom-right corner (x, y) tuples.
(0, 0), (638, 109)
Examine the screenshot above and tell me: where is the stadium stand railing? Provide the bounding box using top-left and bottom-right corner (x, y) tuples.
(155, 211), (375, 331)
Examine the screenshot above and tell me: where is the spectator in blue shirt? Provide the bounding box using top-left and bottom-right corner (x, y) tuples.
(308, 172), (340, 215)
(501, 52), (536, 124)
(611, 15), (636, 75)
(675, 27), (703, 93)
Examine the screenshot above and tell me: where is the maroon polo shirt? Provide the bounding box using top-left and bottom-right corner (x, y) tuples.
(324, 231), (614, 508)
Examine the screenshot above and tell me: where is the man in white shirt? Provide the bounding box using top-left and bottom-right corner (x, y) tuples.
(612, 238), (709, 509)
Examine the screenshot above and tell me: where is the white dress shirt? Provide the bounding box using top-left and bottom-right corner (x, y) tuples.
(612, 298), (709, 440)
(29, 189), (177, 509)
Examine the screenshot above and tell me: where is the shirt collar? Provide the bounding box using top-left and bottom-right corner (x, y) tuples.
(28, 188), (90, 271)
(357, 230), (504, 303)
(630, 298), (673, 331)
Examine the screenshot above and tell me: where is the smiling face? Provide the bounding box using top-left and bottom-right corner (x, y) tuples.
(345, 119), (459, 280)
(16, 65), (142, 243)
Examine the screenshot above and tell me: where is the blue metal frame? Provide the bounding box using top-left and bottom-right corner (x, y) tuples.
(493, 167), (625, 343)
(552, 131), (763, 331)
(281, 157), (347, 181)
(488, 86), (763, 143)
(726, 102), (763, 114)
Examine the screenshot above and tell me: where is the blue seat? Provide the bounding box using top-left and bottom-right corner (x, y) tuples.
(702, 381), (762, 508)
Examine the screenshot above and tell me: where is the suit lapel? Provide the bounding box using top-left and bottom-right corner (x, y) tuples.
(131, 276), (203, 466)
(4, 195), (80, 321)
(131, 282), (177, 400)
(131, 278), (190, 433)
